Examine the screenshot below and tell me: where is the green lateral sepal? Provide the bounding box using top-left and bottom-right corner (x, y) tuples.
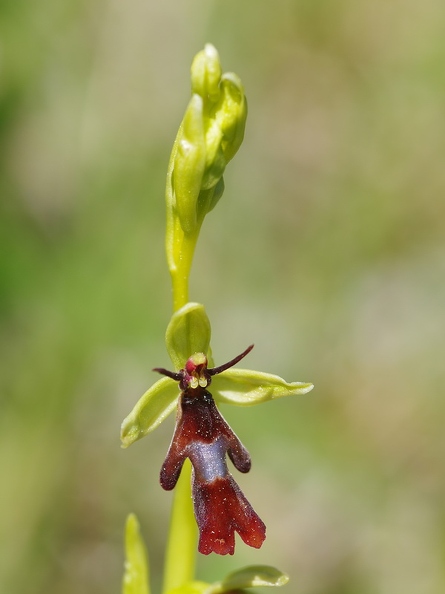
(120, 377), (179, 447)
(211, 368), (313, 405)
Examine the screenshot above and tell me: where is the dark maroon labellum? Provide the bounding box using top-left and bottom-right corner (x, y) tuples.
(154, 345), (266, 555)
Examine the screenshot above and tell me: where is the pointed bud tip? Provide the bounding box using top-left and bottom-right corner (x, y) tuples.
(204, 43), (219, 59)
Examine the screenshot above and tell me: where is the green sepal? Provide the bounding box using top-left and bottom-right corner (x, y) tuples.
(208, 565), (289, 593)
(122, 514), (150, 594)
(165, 302), (212, 370)
(120, 377), (178, 447)
(211, 369), (313, 405)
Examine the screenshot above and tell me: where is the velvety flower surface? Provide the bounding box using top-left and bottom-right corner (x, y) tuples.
(160, 386), (265, 555)
(193, 475), (266, 555)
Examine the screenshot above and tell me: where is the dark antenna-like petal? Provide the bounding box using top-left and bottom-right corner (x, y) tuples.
(153, 367), (182, 382)
(208, 344), (254, 376)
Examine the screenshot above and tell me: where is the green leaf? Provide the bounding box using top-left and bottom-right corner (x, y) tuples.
(208, 565), (289, 593)
(122, 514), (150, 594)
(120, 377), (179, 447)
(212, 369), (313, 406)
(165, 302), (212, 370)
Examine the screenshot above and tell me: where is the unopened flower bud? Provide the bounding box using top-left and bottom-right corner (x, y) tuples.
(216, 73), (247, 163)
(173, 95), (206, 234)
(191, 44), (222, 104)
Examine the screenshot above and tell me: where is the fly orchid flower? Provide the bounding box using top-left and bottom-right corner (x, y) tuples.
(154, 345), (265, 555)
(121, 303), (314, 555)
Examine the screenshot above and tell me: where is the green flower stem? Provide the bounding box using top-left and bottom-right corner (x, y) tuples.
(165, 133), (198, 311)
(168, 225), (198, 312)
(166, 190), (218, 311)
(162, 459), (197, 594)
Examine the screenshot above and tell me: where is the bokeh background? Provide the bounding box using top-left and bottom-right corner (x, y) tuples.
(2, 1), (445, 593)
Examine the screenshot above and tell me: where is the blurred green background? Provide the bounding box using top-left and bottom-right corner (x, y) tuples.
(2, 1), (445, 593)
